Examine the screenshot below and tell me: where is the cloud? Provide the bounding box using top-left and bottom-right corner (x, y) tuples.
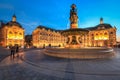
(0, 3), (14, 10)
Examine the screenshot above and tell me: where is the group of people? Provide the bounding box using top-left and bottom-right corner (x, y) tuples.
(10, 46), (19, 58)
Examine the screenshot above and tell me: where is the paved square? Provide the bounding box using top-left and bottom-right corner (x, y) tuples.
(0, 48), (120, 80)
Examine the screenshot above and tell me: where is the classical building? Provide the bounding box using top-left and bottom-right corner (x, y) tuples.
(32, 25), (66, 48)
(0, 15), (25, 47)
(86, 18), (117, 47)
(32, 4), (117, 48)
(62, 4), (116, 48)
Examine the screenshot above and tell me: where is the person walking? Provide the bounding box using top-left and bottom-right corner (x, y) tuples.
(16, 46), (19, 57)
(16, 46), (19, 53)
(10, 46), (15, 58)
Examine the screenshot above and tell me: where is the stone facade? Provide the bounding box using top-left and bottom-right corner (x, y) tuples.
(62, 18), (117, 48)
(88, 24), (117, 47)
(0, 15), (24, 47)
(32, 25), (66, 48)
(32, 20), (117, 48)
(62, 4), (117, 48)
(32, 4), (117, 48)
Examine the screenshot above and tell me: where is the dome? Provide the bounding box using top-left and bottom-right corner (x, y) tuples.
(95, 23), (112, 29)
(36, 25), (58, 32)
(6, 21), (22, 28)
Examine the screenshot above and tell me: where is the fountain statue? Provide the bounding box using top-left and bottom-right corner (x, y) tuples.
(43, 4), (115, 59)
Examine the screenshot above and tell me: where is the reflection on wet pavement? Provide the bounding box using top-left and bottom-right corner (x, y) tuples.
(0, 56), (23, 67)
(0, 48), (120, 80)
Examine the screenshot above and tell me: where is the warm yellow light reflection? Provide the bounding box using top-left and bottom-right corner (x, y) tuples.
(7, 35), (23, 39)
(95, 36), (108, 40)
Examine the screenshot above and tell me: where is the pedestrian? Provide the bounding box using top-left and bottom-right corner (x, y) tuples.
(16, 46), (19, 53)
(10, 46), (15, 58)
(16, 46), (19, 57)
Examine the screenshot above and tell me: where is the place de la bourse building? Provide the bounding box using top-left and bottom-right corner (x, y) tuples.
(33, 4), (117, 48)
(0, 15), (24, 47)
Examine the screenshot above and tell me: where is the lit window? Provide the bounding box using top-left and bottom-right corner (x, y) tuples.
(19, 33), (22, 35)
(91, 34), (94, 36)
(9, 31), (12, 34)
(104, 32), (107, 35)
(15, 32), (17, 34)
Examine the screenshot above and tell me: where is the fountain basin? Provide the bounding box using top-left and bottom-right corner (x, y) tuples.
(43, 47), (115, 59)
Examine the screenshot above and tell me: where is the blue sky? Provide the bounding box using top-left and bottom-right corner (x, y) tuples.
(0, 0), (120, 41)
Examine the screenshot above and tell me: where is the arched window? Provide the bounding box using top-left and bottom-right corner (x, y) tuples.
(104, 32), (108, 40)
(15, 32), (17, 34)
(8, 31), (13, 39)
(9, 31), (12, 34)
(110, 32), (113, 34)
(100, 33), (102, 35)
(19, 33), (22, 35)
(91, 34), (94, 36)
(94, 33), (99, 40)
(104, 32), (107, 35)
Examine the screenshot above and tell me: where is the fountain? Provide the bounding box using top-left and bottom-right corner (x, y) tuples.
(43, 4), (115, 59)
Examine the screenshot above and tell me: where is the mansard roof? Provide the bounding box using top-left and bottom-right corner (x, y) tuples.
(85, 23), (113, 30)
(37, 25), (59, 32)
(6, 21), (23, 28)
(63, 28), (89, 32)
(0, 21), (6, 29)
(35, 23), (113, 33)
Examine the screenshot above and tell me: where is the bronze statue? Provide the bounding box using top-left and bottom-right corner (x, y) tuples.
(70, 4), (78, 24)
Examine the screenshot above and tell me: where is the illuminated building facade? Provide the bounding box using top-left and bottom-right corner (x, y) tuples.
(32, 25), (66, 48)
(32, 4), (116, 48)
(87, 19), (117, 47)
(0, 15), (24, 47)
(62, 4), (116, 48)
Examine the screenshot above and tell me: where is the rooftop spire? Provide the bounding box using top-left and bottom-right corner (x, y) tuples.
(12, 14), (16, 22)
(100, 17), (103, 24)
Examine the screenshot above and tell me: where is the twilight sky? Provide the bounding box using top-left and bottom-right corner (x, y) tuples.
(0, 0), (120, 41)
